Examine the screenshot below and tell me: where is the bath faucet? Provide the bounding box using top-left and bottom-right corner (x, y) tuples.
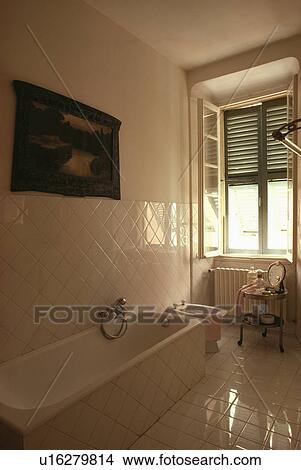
(100, 297), (128, 340)
(172, 300), (186, 309)
(113, 297), (127, 307)
(112, 297), (127, 317)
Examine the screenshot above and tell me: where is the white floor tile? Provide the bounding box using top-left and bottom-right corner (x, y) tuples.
(264, 431), (297, 450)
(182, 390), (213, 407)
(146, 422), (203, 449)
(208, 369), (232, 380)
(234, 437), (262, 450)
(247, 411), (275, 430)
(271, 418), (300, 440)
(160, 411), (214, 441)
(206, 428), (237, 449)
(206, 398), (231, 414)
(136, 325), (301, 451)
(281, 397), (301, 412)
(216, 415), (246, 435)
(131, 436), (172, 450)
(240, 423), (269, 445)
(225, 404), (253, 422)
(202, 442), (220, 450)
(171, 401), (223, 426)
(276, 406), (301, 424)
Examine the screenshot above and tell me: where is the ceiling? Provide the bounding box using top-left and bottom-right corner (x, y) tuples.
(85, 0), (301, 70)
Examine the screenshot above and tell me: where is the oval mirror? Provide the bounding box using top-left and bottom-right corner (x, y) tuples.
(267, 261), (286, 289)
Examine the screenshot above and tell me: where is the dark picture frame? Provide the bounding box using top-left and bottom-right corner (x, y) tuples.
(11, 81), (121, 199)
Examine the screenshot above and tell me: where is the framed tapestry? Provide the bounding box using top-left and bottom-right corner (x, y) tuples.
(11, 81), (121, 199)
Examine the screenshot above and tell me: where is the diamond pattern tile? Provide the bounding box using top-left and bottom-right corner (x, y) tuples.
(0, 194), (190, 362)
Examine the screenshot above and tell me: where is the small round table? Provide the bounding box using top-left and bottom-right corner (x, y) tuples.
(237, 290), (287, 353)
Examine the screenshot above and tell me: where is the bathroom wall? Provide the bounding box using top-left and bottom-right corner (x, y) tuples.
(0, 0), (190, 362)
(0, 0), (189, 202)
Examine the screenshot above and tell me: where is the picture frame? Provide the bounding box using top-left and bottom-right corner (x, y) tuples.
(11, 80), (121, 199)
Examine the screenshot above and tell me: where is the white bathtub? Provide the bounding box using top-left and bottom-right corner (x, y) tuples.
(174, 304), (226, 352)
(0, 318), (204, 448)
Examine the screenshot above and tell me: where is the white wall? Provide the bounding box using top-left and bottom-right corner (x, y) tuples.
(0, 0), (191, 362)
(0, 0), (189, 203)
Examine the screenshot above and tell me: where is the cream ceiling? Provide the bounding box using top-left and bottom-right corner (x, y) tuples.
(85, 0), (301, 69)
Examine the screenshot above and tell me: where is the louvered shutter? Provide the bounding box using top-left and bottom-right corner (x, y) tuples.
(266, 102), (288, 174)
(224, 107), (260, 179)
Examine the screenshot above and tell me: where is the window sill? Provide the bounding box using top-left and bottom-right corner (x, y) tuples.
(216, 254), (294, 265)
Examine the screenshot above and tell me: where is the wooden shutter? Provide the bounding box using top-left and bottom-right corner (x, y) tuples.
(224, 107), (260, 180)
(266, 101), (288, 174)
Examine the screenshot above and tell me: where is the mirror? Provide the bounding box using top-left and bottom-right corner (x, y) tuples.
(267, 261), (286, 292)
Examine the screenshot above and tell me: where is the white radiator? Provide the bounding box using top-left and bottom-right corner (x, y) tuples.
(212, 267), (285, 317)
(213, 267), (249, 308)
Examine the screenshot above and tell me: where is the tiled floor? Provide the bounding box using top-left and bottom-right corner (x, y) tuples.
(131, 325), (301, 450)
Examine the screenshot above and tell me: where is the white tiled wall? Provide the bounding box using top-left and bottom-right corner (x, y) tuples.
(191, 202), (214, 305)
(0, 194), (190, 363)
(22, 324), (205, 449)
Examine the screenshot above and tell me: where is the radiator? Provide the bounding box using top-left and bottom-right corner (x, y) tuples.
(212, 267), (285, 317)
(213, 267), (249, 308)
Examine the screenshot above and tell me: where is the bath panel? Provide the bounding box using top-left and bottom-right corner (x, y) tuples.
(0, 320), (205, 449)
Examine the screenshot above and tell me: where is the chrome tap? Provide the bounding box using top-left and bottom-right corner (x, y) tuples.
(100, 297), (128, 340)
(172, 299), (186, 309)
(113, 297), (127, 307)
(112, 297), (127, 317)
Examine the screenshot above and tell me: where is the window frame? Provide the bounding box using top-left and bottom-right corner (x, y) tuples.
(224, 97), (288, 256)
(199, 99), (221, 258)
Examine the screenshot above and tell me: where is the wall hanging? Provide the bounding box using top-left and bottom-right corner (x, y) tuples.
(11, 80), (121, 199)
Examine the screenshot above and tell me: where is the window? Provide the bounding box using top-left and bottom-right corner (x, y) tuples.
(224, 98), (289, 255)
(201, 101), (220, 257)
(198, 90), (296, 260)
